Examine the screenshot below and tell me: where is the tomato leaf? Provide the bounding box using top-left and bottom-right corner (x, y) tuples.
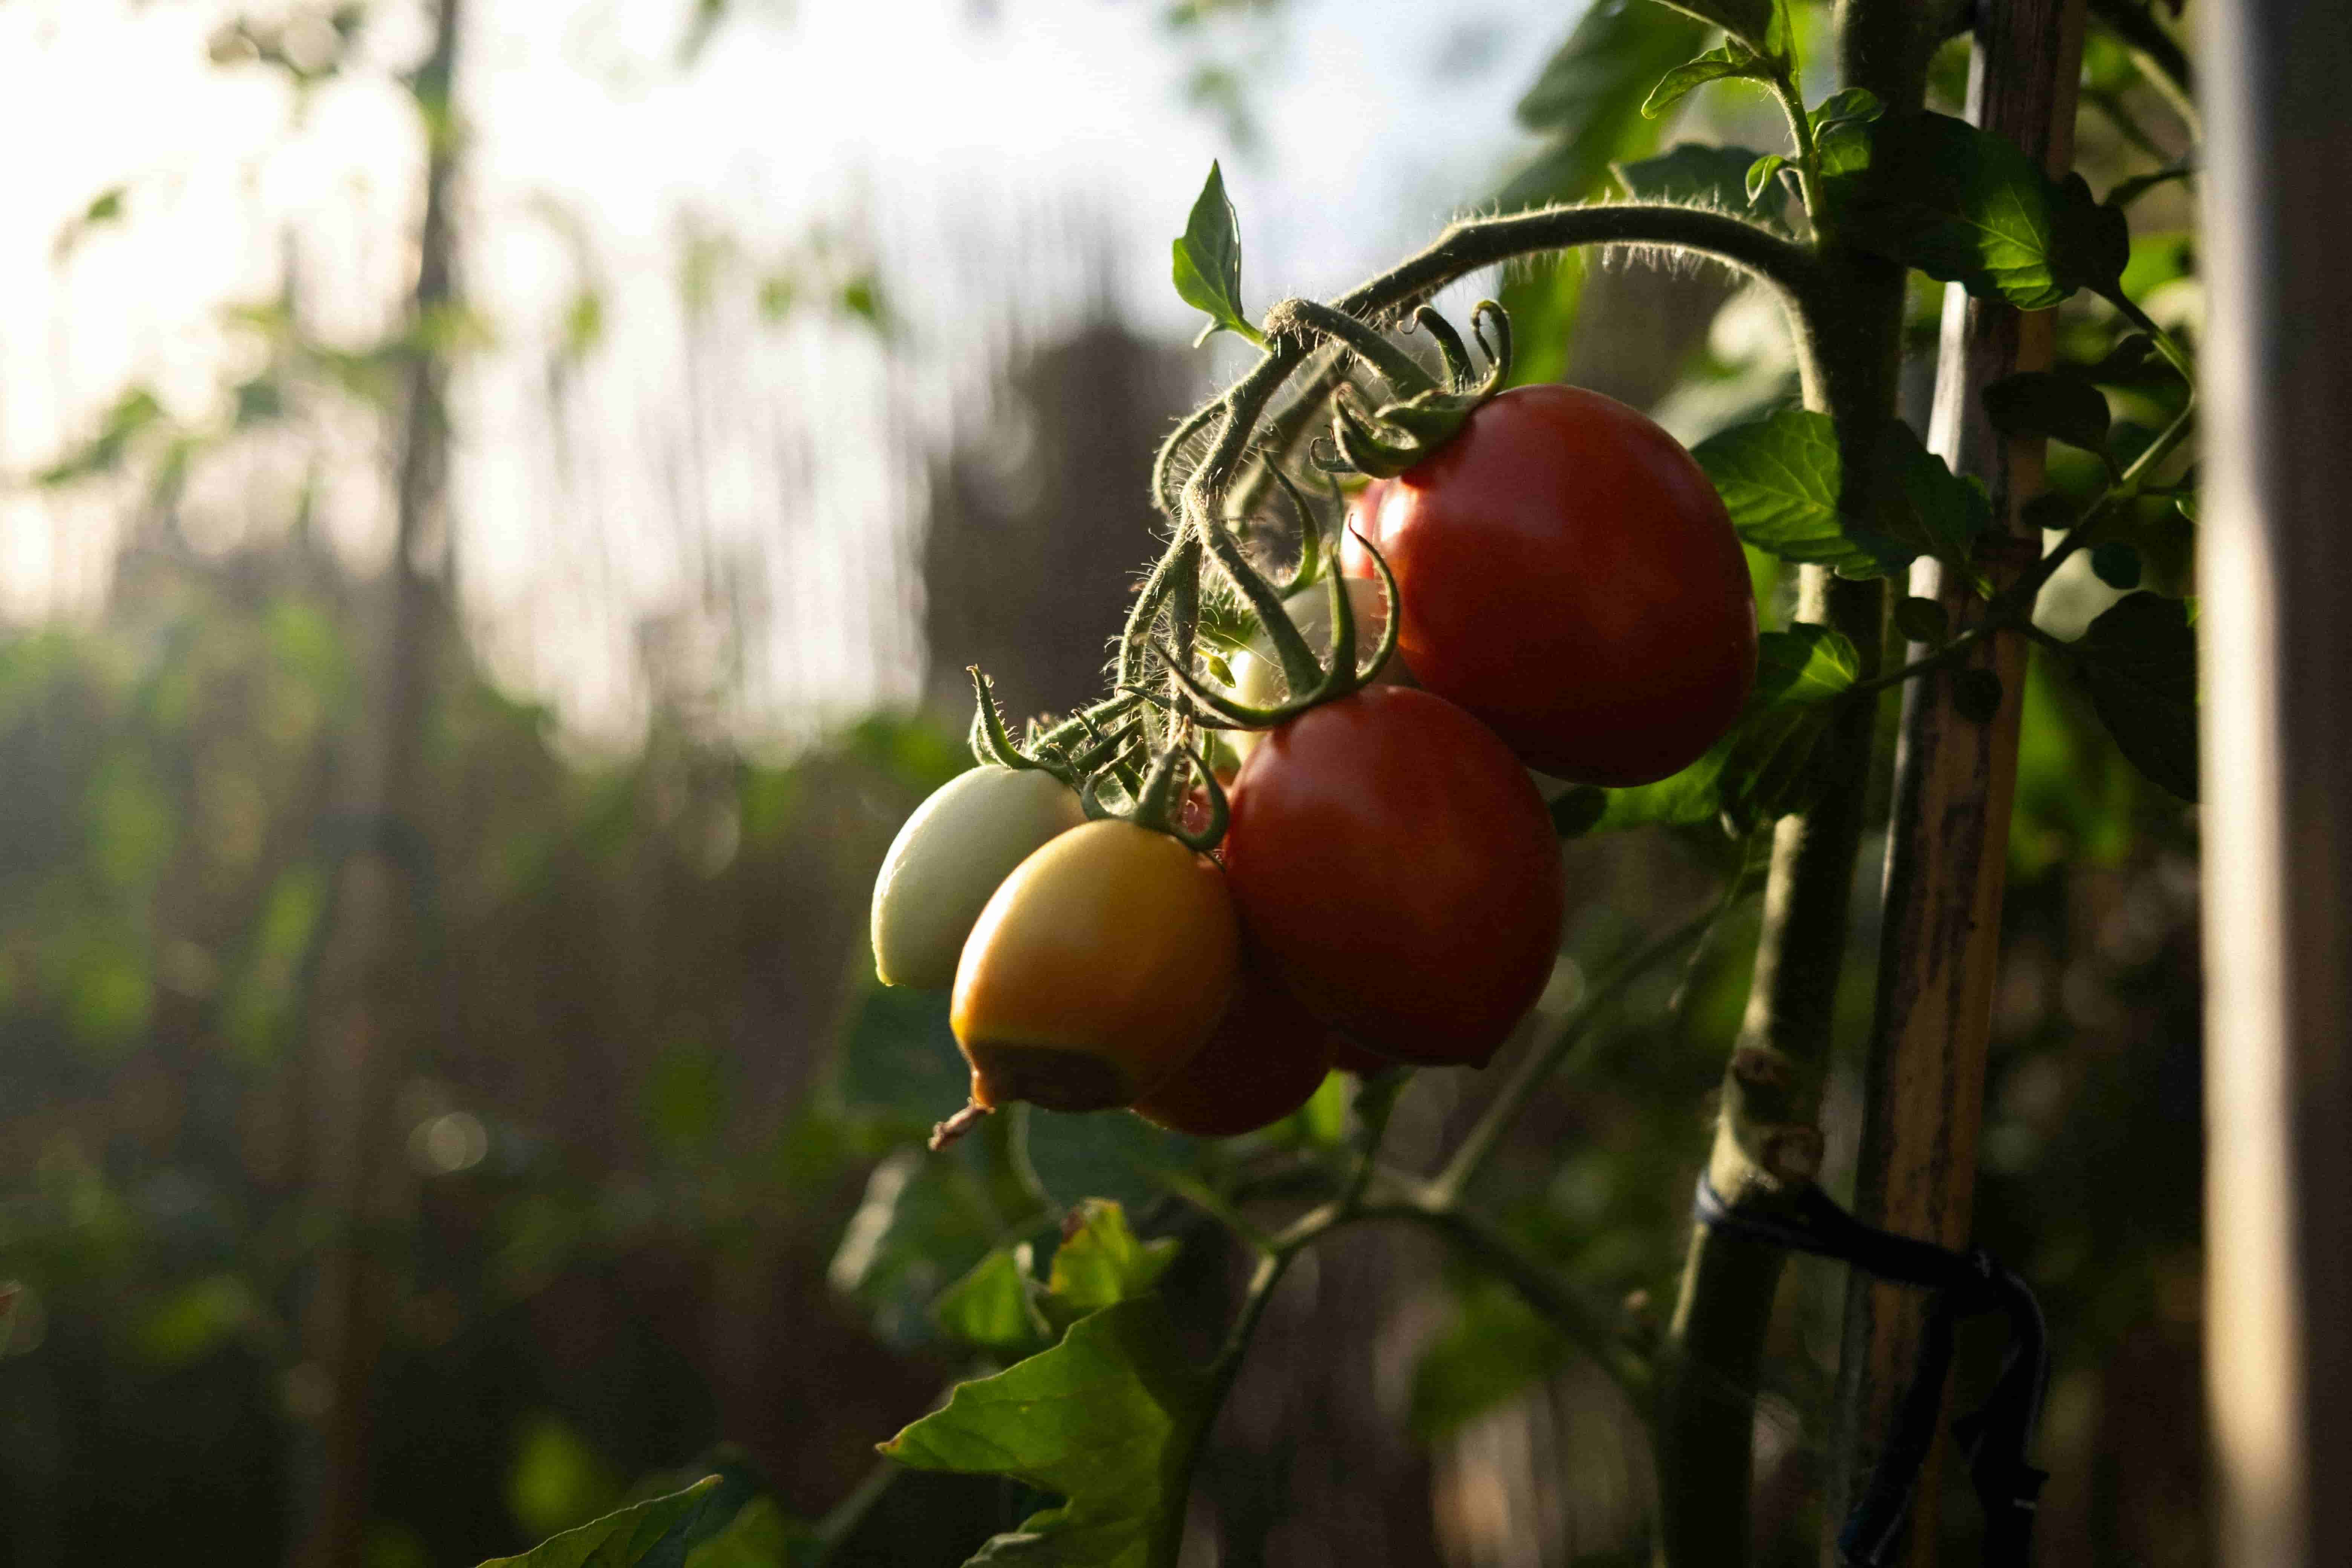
(1043, 1199), (1181, 1328)
(2070, 593), (2199, 800)
(829, 1148), (1001, 1349)
(1504, 4), (1704, 208)
(1874, 421), (1994, 577)
(2090, 541), (2143, 590)
(1409, 1275), (1567, 1439)
(1692, 409), (1913, 579)
(1023, 1108), (1196, 1214)
(1499, 3), (1704, 381)
(476, 1476), (723, 1568)
(1642, 43), (1770, 120)
(1639, 0), (1778, 56)
(1893, 596), (1950, 646)
(1567, 625), (1860, 835)
(934, 1246), (1051, 1357)
(1614, 143), (1796, 236)
(1170, 162), (1257, 348)
(1982, 371), (2113, 456)
(880, 1297), (1213, 1568)
(1825, 112), (2130, 309)
(682, 1498), (822, 1568)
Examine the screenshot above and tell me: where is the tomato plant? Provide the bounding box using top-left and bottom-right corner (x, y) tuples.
(1221, 686), (1563, 1067)
(870, 764), (1086, 990)
(1344, 384), (1758, 786)
(951, 818), (1238, 1113)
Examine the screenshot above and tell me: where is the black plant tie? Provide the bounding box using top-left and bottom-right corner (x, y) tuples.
(1693, 1174), (2049, 1567)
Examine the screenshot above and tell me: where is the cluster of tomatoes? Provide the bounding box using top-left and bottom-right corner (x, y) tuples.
(870, 381), (1759, 1143)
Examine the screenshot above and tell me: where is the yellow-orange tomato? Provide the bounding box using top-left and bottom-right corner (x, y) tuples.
(951, 820), (1240, 1112)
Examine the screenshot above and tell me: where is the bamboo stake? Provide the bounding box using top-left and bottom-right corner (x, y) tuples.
(1827, 3), (2088, 1561)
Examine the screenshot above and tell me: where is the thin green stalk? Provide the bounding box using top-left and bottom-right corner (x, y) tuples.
(1430, 901), (1737, 1208)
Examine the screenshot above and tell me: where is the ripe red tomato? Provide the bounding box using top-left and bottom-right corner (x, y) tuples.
(1222, 686), (1564, 1067)
(1343, 384), (1756, 786)
(1132, 954), (1337, 1136)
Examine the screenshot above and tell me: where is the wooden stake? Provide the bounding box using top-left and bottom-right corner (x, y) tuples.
(1828, 2), (2087, 1560)
(2200, 2), (2352, 1562)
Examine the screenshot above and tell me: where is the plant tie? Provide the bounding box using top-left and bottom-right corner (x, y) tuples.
(1694, 1174), (2049, 1567)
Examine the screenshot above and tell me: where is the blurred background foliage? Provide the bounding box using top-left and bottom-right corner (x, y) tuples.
(0, 1), (2202, 1565)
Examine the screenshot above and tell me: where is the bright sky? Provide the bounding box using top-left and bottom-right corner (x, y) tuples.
(0, 0), (1573, 740)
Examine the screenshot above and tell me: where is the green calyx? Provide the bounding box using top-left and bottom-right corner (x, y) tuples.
(968, 668), (1144, 793)
(1311, 301), (1513, 481)
(1108, 741), (1228, 854)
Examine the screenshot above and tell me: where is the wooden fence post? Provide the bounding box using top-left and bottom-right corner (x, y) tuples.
(2199, 2), (2352, 1563)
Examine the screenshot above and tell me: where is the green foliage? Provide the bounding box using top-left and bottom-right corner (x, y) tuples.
(1641, 0), (1777, 56)
(1641, 44), (1770, 120)
(2071, 593), (2199, 801)
(1826, 111), (2130, 309)
(1692, 409), (1910, 578)
(1171, 162), (1258, 347)
(1410, 1276), (1567, 1438)
(935, 1246), (1052, 1357)
(1559, 624), (1860, 836)
(1614, 143), (1795, 236)
(1041, 1199), (1182, 1327)
(1876, 420), (1995, 576)
(1496, 3), (1705, 384)
(881, 1298), (1211, 1568)
(476, 1476), (720, 1568)
(1983, 371), (2114, 456)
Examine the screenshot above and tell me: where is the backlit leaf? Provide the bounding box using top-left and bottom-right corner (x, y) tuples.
(881, 1298), (1212, 1568)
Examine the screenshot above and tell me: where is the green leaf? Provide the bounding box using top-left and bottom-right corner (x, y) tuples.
(1569, 626), (1860, 834)
(1744, 152), (1788, 204)
(1044, 1199), (1181, 1324)
(1715, 625), (1862, 829)
(831, 979), (969, 1137)
(1614, 143), (1795, 236)
(1643, 0), (1776, 53)
(1409, 1277), (1567, 1439)
(477, 1477), (722, 1568)
(934, 1247), (1050, 1357)
(828, 1148), (1001, 1349)
(1023, 1109), (1197, 1214)
(880, 1298), (1212, 1568)
(2070, 593), (2198, 800)
(1808, 87), (1883, 180)
(1503, 5), (1706, 210)
(1642, 44), (1769, 119)
(1893, 596), (1950, 645)
(1827, 112), (2129, 308)
(2090, 541), (2143, 590)
(1692, 409), (1912, 579)
(683, 1498), (821, 1568)
(1170, 162), (1256, 348)
(1876, 421), (1994, 574)
(1982, 371), (2113, 455)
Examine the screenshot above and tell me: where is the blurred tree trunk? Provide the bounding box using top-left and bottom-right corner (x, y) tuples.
(1827, 3), (2086, 1561)
(2199, 2), (2352, 1565)
(289, 3), (464, 1563)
